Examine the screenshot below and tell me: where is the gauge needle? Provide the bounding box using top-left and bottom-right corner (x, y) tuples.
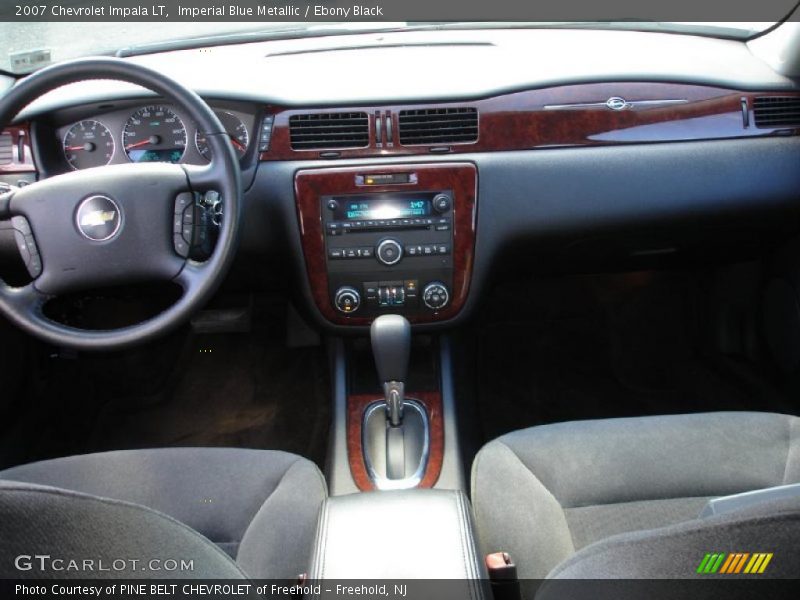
(64, 146), (85, 151)
(230, 137), (246, 151)
(124, 139), (151, 150)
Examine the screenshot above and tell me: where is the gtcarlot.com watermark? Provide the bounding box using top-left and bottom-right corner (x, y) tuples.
(14, 554), (194, 573)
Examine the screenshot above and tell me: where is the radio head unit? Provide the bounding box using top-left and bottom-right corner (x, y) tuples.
(294, 163), (477, 326)
(322, 190), (455, 318)
(331, 193), (435, 222)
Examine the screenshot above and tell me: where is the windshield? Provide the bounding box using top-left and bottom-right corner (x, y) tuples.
(0, 21), (781, 75)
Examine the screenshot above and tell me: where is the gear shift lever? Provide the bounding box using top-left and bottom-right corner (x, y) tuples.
(370, 315), (411, 427)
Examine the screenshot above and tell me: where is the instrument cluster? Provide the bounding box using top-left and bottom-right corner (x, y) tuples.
(56, 103), (254, 171)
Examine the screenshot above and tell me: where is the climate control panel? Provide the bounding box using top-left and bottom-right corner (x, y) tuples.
(294, 163), (477, 326)
(333, 279), (451, 315)
(323, 189), (454, 319)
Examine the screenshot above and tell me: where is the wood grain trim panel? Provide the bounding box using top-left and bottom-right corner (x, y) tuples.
(347, 391), (444, 492)
(0, 125), (35, 174)
(262, 84), (800, 160)
(294, 163), (477, 326)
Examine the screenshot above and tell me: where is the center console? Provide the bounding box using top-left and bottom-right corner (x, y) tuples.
(310, 489), (488, 597)
(294, 163), (477, 325)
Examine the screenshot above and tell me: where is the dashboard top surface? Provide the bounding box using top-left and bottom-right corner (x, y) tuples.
(14, 28), (799, 120)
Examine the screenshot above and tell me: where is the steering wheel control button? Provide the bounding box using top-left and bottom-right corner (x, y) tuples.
(182, 224), (194, 244)
(173, 234), (190, 258)
(423, 282), (450, 310)
(174, 192), (194, 213)
(11, 218), (42, 278)
(11, 216), (32, 236)
(75, 195), (121, 242)
(334, 286), (361, 314)
(376, 239), (403, 266)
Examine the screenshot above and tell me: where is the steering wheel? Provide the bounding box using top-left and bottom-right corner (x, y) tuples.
(0, 58), (242, 350)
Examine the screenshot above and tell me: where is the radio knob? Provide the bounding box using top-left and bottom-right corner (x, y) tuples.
(423, 282), (450, 310)
(334, 286), (361, 314)
(432, 194), (452, 213)
(376, 239), (403, 266)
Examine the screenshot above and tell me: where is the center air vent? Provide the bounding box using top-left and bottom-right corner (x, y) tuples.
(0, 133), (12, 165)
(753, 96), (800, 129)
(398, 107), (478, 145)
(289, 112), (369, 150)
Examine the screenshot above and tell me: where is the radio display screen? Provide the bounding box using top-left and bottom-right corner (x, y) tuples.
(340, 197), (432, 221)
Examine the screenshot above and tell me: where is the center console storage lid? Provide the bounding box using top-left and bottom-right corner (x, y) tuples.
(310, 489), (487, 595)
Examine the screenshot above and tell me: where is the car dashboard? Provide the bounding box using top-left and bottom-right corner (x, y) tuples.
(2, 27), (800, 333)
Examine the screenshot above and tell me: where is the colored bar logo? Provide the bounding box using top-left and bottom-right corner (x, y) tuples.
(696, 552), (773, 574)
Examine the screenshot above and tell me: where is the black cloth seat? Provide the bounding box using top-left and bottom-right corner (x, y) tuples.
(0, 447), (327, 579)
(471, 411), (800, 582)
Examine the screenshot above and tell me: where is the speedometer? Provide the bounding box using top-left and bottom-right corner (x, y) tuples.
(63, 120), (114, 170)
(122, 106), (187, 164)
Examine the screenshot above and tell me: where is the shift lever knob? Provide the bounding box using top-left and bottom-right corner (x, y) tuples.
(370, 315), (411, 384)
(371, 315), (411, 426)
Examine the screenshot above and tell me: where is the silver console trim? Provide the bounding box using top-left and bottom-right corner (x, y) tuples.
(362, 399), (430, 491)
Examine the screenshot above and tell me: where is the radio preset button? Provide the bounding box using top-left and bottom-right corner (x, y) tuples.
(376, 239), (403, 265)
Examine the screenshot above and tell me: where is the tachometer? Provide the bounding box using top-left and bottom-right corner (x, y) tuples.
(122, 106), (187, 164)
(63, 120), (114, 170)
(195, 111), (249, 160)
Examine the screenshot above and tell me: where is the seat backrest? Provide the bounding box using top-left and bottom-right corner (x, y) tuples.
(0, 481), (248, 579)
(539, 495), (800, 586)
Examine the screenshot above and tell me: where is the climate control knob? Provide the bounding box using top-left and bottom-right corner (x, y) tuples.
(422, 282), (450, 310)
(376, 238), (403, 266)
(334, 286), (361, 314)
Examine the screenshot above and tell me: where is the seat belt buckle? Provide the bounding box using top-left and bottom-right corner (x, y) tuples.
(295, 573), (308, 600)
(486, 552), (521, 600)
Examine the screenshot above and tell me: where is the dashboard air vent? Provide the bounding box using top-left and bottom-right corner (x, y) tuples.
(753, 96), (800, 128)
(289, 112), (369, 150)
(398, 107), (478, 145)
(0, 133), (12, 165)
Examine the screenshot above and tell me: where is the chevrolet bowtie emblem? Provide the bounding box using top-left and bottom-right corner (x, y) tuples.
(80, 210), (116, 227)
(605, 97), (630, 111)
(76, 195), (122, 241)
